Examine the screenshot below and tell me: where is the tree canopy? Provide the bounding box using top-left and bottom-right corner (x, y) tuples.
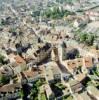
(0, 54), (5, 64)
(75, 32), (96, 46)
(43, 7), (75, 19)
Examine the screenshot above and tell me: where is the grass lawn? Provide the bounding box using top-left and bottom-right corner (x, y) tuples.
(94, 70), (99, 77)
(41, 93), (46, 100)
(30, 79), (46, 100)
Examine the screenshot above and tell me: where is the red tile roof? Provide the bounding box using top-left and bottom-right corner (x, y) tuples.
(14, 55), (25, 64)
(65, 57), (93, 72)
(22, 70), (38, 78)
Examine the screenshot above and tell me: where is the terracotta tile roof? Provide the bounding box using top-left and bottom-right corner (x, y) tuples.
(65, 57), (93, 72)
(8, 54), (26, 64)
(14, 55), (25, 64)
(22, 70), (38, 78)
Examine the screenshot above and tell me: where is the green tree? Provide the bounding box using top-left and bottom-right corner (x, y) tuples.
(0, 54), (5, 64)
(86, 35), (94, 46)
(0, 75), (10, 85)
(30, 86), (38, 100)
(19, 89), (24, 98)
(80, 33), (87, 42)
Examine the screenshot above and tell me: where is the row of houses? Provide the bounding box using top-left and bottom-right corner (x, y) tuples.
(0, 43), (98, 99)
(0, 83), (22, 99)
(85, 10), (99, 21)
(0, 54), (27, 77)
(63, 56), (93, 74)
(0, 64), (46, 99)
(0, 42), (52, 76)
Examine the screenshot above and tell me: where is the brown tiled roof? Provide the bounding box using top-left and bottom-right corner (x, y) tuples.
(22, 70), (38, 78)
(65, 57), (93, 72)
(9, 54), (26, 64)
(14, 55), (25, 64)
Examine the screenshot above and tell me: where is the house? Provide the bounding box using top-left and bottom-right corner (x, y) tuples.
(0, 64), (14, 77)
(44, 84), (55, 100)
(69, 80), (84, 93)
(21, 65), (45, 84)
(83, 57), (93, 70)
(8, 54), (26, 64)
(63, 57), (93, 74)
(14, 55), (26, 64)
(8, 54), (27, 75)
(22, 69), (39, 83)
(64, 58), (83, 74)
(90, 49), (99, 62)
(75, 73), (86, 82)
(66, 59), (78, 74)
(11, 62), (27, 75)
(0, 54), (27, 76)
(0, 83), (22, 99)
(85, 11), (99, 21)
